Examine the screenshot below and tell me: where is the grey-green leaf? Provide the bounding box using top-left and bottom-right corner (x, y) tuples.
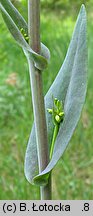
(0, 0), (50, 70)
(25, 5), (87, 185)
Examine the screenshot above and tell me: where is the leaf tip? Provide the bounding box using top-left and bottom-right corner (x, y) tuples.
(80, 4), (86, 14)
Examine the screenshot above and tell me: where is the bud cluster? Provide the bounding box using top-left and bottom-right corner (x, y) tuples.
(20, 28), (29, 43)
(47, 98), (64, 125)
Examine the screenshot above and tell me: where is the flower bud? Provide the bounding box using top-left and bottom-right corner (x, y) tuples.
(59, 111), (64, 117)
(47, 108), (53, 114)
(55, 115), (60, 123)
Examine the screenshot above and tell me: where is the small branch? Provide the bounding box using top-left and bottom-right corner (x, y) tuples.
(28, 0), (51, 199)
(50, 124), (59, 160)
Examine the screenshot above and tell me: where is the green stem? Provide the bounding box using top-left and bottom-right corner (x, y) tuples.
(28, 0), (51, 200)
(50, 124), (59, 160)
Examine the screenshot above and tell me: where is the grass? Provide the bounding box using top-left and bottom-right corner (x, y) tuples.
(0, 5), (93, 199)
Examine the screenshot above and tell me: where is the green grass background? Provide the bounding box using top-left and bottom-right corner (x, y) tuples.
(0, 1), (93, 199)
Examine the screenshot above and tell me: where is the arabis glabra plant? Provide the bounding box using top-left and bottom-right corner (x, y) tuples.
(0, 0), (87, 199)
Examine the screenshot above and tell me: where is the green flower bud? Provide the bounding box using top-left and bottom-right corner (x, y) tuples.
(25, 36), (29, 42)
(47, 108), (53, 114)
(20, 28), (24, 33)
(55, 115), (60, 123)
(57, 100), (60, 108)
(59, 111), (64, 117)
(54, 98), (58, 106)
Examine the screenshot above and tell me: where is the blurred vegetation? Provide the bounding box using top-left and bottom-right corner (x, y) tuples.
(0, 1), (93, 199)
(11, 0), (93, 15)
(41, 0), (92, 12)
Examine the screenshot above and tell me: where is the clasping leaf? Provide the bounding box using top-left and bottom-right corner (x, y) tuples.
(24, 5), (87, 186)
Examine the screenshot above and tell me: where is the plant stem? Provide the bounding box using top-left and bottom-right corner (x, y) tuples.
(28, 0), (51, 200)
